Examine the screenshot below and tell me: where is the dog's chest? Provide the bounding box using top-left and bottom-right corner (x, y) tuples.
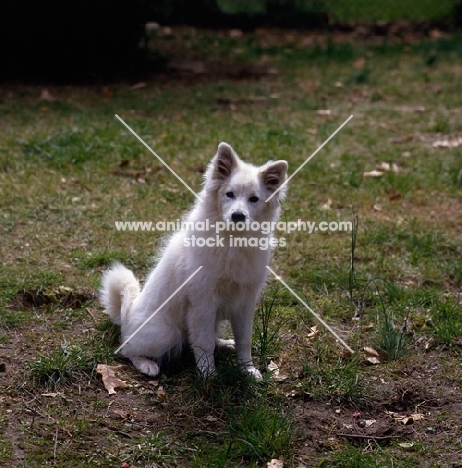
(212, 247), (268, 286)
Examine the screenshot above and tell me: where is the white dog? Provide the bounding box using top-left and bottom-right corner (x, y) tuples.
(100, 142), (288, 380)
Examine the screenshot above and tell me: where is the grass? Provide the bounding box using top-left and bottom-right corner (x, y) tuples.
(28, 339), (114, 390)
(253, 288), (287, 366)
(375, 306), (407, 361)
(303, 357), (364, 404)
(1, 21), (462, 468)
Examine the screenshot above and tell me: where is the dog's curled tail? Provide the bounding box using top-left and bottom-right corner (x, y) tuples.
(100, 263), (140, 325)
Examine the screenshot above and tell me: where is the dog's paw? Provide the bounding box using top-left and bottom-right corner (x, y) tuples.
(245, 366), (263, 381)
(131, 357), (160, 377)
(216, 338), (236, 352)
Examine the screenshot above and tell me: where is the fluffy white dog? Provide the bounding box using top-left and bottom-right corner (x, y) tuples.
(100, 142), (288, 380)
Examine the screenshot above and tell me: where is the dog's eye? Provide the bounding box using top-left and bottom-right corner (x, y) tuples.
(249, 196), (259, 203)
(226, 191), (235, 199)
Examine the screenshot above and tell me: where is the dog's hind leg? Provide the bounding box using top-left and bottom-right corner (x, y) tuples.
(131, 357), (160, 377)
(216, 338), (235, 351)
(120, 320), (183, 377)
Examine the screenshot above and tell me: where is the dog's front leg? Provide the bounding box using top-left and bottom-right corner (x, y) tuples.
(230, 305), (262, 380)
(187, 306), (217, 378)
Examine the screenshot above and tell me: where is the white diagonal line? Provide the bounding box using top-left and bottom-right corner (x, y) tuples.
(266, 114), (354, 202)
(115, 266), (203, 353)
(115, 114), (204, 203)
(266, 266), (354, 353)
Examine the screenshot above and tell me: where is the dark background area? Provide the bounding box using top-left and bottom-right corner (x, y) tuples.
(1, 0), (462, 82)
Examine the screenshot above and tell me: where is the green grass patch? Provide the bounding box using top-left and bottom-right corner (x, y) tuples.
(28, 339), (114, 390)
(303, 357), (364, 404)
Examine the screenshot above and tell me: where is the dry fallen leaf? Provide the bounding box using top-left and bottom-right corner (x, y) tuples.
(433, 137), (462, 148)
(399, 442), (415, 449)
(130, 82), (146, 91)
(267, 457), (284, 468)
(307, 325), (319, 340)
(364, 419), (377, 428)
(363, 170), (384, 178)
(386, 188), (402, 201)
(112, 409), (130, 419)
(425, 337), (436, 351)
(157, 385), (168, 402)
(410, 413), (425, 422)
(377, 161), (400, 173)
(316, 109), (332, 116)
(268, 361), (288, 381)
(364, 161), (401, 179)
(96, 364), (128, 395)
(363, 346), (381, 365)
(319, 198), (332, 210)
(386, 410), (424, 425)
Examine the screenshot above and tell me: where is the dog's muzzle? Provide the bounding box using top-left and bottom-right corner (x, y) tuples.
(231, 211), (246, 223)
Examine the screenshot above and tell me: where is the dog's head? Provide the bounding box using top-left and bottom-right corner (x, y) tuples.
(205, 142), (288, 225)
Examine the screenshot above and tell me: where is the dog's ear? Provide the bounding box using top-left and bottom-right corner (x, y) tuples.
(213, 142), (238, 179)
(260, 160), (288, 194)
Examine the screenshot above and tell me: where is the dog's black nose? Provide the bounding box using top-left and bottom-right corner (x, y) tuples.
(231, 212), (246, 223)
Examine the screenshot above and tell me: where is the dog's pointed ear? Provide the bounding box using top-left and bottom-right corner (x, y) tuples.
(213, 142), (238, 179)
(260, 160), (288, 193)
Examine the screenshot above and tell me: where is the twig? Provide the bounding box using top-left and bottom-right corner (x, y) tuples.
(336, 433), (400, 441)
(114, 430), (134, 439)
(53, 426), (59, 458)
(86, 307), (98, 325)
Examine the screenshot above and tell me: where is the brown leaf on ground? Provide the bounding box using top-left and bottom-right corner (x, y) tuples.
(157, 385), (168, 401)
(96, 364), (128, 395)
(267, 457), (284, 468)
(319, 198), (332, 210)
(130, 82), (146, 90)
(433, 137), (462, 148)
(386, 410), (425, 425)
(386, 189), (402, 201)
(307, 325), (319, 340)
(363, 346), (381, 365)
(268, 361), (288, 381)
(363, 169), (384, 178)
(364, 161), (400, 179)
(112, 409), (130, 419)
(378, 161), (400, 173)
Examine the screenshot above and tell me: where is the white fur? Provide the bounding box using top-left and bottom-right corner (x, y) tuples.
(99, 142), (288, 380)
